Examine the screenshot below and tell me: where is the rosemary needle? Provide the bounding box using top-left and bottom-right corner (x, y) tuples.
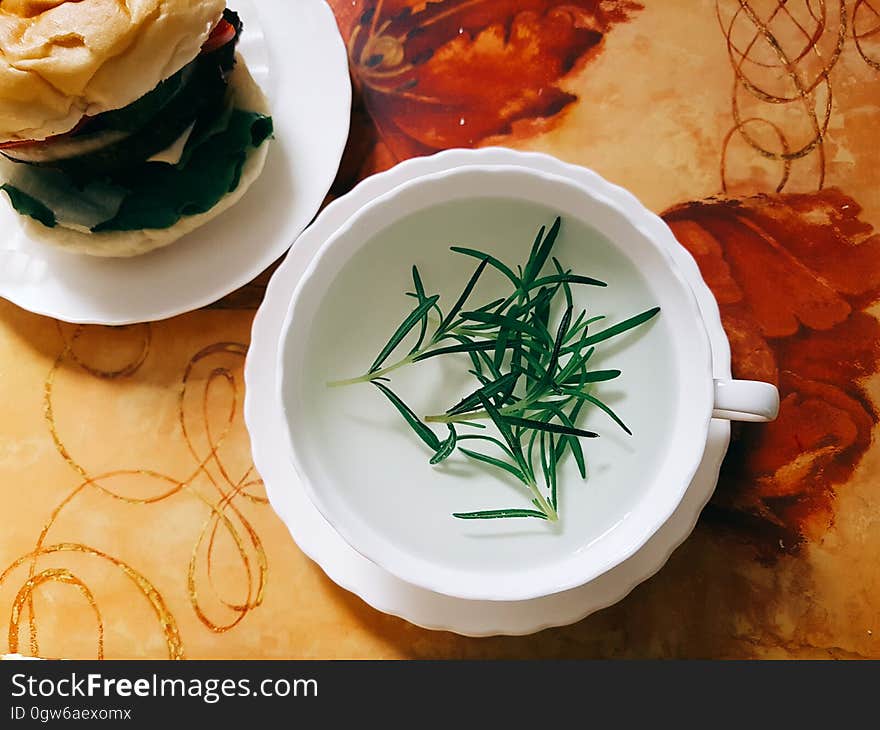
(327, 216), (660, 522)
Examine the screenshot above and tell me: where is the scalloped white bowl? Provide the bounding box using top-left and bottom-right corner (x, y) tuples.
(276, 165), (777, 602)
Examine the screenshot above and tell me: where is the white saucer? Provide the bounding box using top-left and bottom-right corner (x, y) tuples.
(244, 148), (732, 636)
(0, 0), (350, 325)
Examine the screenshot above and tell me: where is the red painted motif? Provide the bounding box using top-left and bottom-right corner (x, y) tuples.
(664, 190), (880, 557)
(328, 0), (642, 189)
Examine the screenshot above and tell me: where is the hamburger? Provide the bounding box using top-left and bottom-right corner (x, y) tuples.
(0, 0), (273, 257)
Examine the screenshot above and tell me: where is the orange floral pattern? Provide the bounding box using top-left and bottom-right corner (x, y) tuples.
(328, 0), (642, 189)
(663, 190), (880, 557)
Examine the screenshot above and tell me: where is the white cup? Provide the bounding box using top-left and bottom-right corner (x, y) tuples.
(277, 164), (779, 601)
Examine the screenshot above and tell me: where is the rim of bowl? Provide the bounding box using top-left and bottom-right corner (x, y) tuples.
(276, 164), (715, 602)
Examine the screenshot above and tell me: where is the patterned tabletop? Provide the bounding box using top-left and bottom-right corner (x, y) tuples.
(1, 0), (878, 658)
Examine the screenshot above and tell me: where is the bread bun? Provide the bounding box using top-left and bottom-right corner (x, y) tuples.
(0, 0), (226, 143)
(3, 57), (271, 257)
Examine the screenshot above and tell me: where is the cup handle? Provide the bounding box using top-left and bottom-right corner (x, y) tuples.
(712, 379), (779, 422)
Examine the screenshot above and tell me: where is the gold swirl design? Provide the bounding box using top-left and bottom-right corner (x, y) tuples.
(716, 0), (846, 192)
(3, 545), (182, 660)
(181, 343), (267, 633)
(1, 325), (268, 658)
(9, 567), (103, 660)
(854, 0), (880, 70)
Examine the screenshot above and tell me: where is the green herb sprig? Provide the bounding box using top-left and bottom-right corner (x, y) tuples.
(328, 217), (660, 522)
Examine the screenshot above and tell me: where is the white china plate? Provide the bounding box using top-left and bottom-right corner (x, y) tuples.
(244, 148), (732, 636)
(0, 0), (351, 325)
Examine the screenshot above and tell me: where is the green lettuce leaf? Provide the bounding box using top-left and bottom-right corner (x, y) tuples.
(0, 184), (56, 227)
(94, 110), (272, 232)
(1, 164), (127, 229)
(0, 109), (273, 233)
